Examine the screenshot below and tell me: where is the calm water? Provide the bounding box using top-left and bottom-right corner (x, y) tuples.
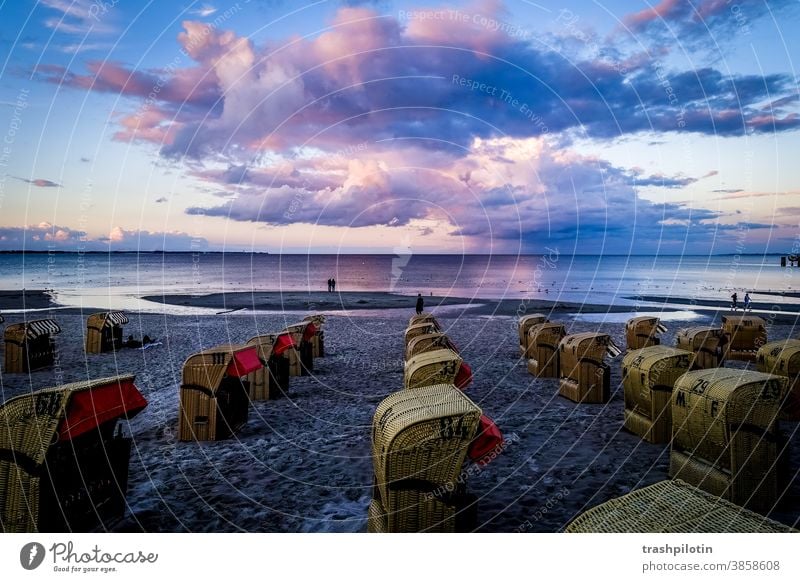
(0, 252), (798, 313)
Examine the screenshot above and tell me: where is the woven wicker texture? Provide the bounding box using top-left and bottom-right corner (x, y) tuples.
(622, 346), (693, 443)
(405, 333), (458, 361)
(518, 314), (548, 355)
(722, 315), (767, 361)
(404, 349), (464, 390)
(625, 316), (666, 351)
(367, 497), (387, 533)
(4, 319), (61, 373)
(409, 313), (441, 330)
(558, 333), (619, 403)
(245, 335), (274, 400)
(302, 314), (326, 358)
(0, 375), (136, 533)
(85, 312), (127, 354)
(178, 344), (255, 441)
(526, 322), (565, 378)
(565, 479), (796, 533)
(675, 326), (725, 369)
(757, 339), (800, 420)
(670, 368), (787, 510)
(404, 322), (438, 347)
(283, 322), (314, 376)
(371, 384), (481, 532)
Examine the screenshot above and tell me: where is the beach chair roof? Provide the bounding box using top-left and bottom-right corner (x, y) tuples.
(560, 332), (621, 357)
(404, 348), (472, 390)
(182, 344), (262, 391)
(87, 311), (129, 328)
(677, 326), (724, 341)
(721, 315), (766, 327)
(405, 332), (458, 360)
(519, 313), (548, 327)
(303, 314), (326, 325)
(4, 318), (61, 340)
(757, 339), (800, 376)
(284, 321), (317, 342)
(409, 313), (441, 328)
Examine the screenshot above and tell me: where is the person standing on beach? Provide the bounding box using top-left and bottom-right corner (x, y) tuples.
(416, 293), (424, 315)
(731, 292), (738, 311)
(744, 292), (752, 312)
(332, 278), (336, 292)
(327, 278), (332, 292)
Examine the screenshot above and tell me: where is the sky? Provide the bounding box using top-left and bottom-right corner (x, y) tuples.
(0, 0), (798, 254)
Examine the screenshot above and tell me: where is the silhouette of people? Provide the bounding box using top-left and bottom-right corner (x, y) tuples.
(731, 292), (738, 311)
(327, 278), (332, 292)
(744, 292), (752, 312)
(416, 293), (424, 315)
(331, 278), (336, 292)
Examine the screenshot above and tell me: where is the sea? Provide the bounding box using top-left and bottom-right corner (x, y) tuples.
(0, 252), (798, 316)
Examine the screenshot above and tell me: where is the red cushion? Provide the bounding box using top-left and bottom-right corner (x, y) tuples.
(227, 346), (262, 376)
(303, 323), (317, 342)
(272, 333), (296, 356)
(454, 361), (472, 390)
(58, 378), (147, 441)
(468, 415), (504, 466)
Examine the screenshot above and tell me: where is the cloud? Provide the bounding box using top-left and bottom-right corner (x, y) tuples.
(190, 4), (218, 17)
(40, 0), (117, 35)
(0, 222), (208, 251)
(155, 196), (168, 203)
(13, 177), (62, 188)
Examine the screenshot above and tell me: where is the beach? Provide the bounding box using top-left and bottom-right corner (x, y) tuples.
(1, 290), (798, 532)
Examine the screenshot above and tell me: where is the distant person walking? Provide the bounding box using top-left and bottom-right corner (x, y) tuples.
(744, 292), (752, 312)
(415, 293), (424, 315)
(326, 278), (331, 292)
(731, 292), (738, 311)
(332, 278), (336, 292)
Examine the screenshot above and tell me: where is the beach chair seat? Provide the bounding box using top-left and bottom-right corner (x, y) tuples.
(409, 313), (441, 330)
(675, 326), (726, 369)
(404, 348), (472, 390)
(178, 344), (263, 441)
(526, 322), (565, 378)
(404, 322), (439, 348)
(518, 314), (548, 357)
(302, 314), (326, 358)
(669, 368), (787, 511)
(85, 311), (129, 354)
(284, 321), (316, 375)
(722, 315), (767, 361)
(370, 384), (482, 532)
(3, 319), (61, 373)
(625, 316), (667, 351)
(565, 479), (796, 533)
(757, 339), (800, 420)
(621, 346), (692, 443)
(0, 375), (147, 532)
(558, 332), (620, 403)
(405, 332), (458, 361)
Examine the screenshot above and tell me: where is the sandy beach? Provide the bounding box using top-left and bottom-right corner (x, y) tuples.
(1, 291), (798, 532)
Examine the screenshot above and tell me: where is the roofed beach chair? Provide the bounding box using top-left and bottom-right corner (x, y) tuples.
(178, 344), (263, 441)
(404, 322), (439, 348)
(526, 322), (565, 378)
(675, 326), (726, 370)
(244, 334), (293, 400)
(409, 313), (441, 330)
(518, 314), (548, 357)
(284, 320), (316, 376)
(670, 368), (787, 511)
(721, 315), (767, 361)
(565, 479), (796, 533)
(4, 318), (62, 373)
(625, 316), (667, 351)
(369, 384), (484, 532)
(85, 311), (129, 354)
(405, 332), (459, 361)
(757, 339), (800, 420)
(0, 375), (147, 532)
(621, 346), (692, 443)
(558, 332), (621, 403)
(302, 314), (326, 358)
(404, 348), (472, 390)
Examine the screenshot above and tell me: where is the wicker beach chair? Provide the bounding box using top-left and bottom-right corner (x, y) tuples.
(405, 332), (459, 361)
(178, 344), (263, 441)
(565, 479), (796, 533)
(404, 348), (472, 390)
(526, 322), (565, 378)
(302, 314), (326, 358)
(0, 375), (147, 532)
(675, 326), (726, 369)
(284, 321), (316, 376)
(518, 314), (548, 357)
(409, 313), (441, 330)
(757, 339), (800, 420)
(669, 368), (787, 511)
(621, 346), (693, 443)
(3, 319), (62, 373)
(625, 316), (667, 351)
(85, 311), (129, 354)
(722, 315), (767, 361)
(369, 384), (482, 532)
(558, 332), (621, 403)
(404, 322), (438, 348)
(244, 334), (292, 400)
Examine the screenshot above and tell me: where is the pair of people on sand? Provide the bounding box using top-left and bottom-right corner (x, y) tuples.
(730, 291), (752, 312)
(327, 278), (337, 292)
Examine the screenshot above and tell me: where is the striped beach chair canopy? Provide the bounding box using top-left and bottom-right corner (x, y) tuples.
(8, 318), (62, 340)
(88, 311), (129, 328)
